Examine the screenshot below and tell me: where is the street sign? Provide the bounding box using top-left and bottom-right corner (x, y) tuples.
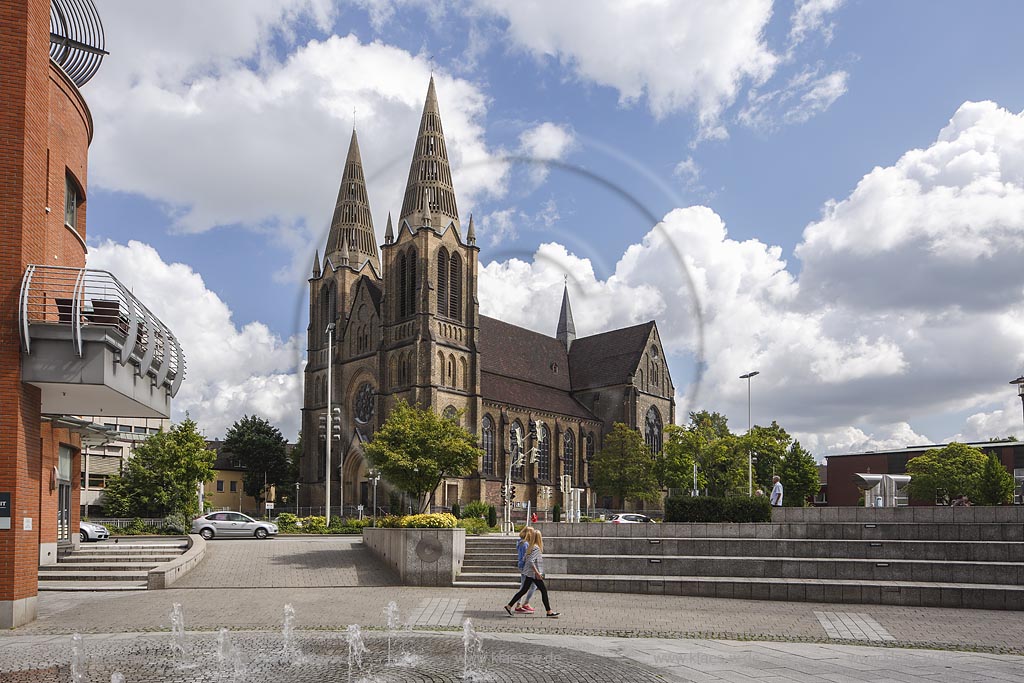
(357, 505), (364, 511)
(265, 503), (275, 510)
(0, 493), (10, 530)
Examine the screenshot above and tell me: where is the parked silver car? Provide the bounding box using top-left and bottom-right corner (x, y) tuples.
(79, 521), (109, 542)
(607, 513), (654, 524)
(191, 512), (278, 540)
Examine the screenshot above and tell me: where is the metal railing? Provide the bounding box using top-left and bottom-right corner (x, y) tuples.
(19, 265), (185, 397)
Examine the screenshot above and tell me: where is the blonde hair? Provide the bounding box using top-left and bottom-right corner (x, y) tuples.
(527, 529), (544, 555)
(519, 525), (534, 540)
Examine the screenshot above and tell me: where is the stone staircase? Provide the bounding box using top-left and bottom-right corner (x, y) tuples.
(453, 535), (521, 589)
(39, 537), (190, 591)
(533, 507), (1024, 610)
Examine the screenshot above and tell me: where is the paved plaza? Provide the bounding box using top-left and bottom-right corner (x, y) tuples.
(2, 537), (1024, 681)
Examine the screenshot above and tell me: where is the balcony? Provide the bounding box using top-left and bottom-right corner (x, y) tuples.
(19, 265), (185, 418)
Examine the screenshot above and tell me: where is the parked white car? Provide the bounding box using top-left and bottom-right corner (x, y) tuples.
(79, 521), (110, 542)
(607, 513), (655, 524)
(191, 512), (278, 540)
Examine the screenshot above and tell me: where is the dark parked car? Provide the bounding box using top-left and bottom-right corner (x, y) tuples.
(191, 512), (278, 540)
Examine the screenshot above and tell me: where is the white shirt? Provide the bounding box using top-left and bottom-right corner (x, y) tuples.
(771, 481), (784, 506)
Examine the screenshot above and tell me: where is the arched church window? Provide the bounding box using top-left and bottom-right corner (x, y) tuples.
(482, 415), (496, 476)
(645, 406), (663, 455)
(460, 357), (468, 390)
(405, 354), (414, 386)
(314, 376), (321, 406)
(449, 253), (462, 321)
(437, 351), (445, 385)
(537, 423), (551, 481)
(510, 421), (524, 479)
(437, 247), (449, 317)
(407, 248), (418, 316)
(447, 354), (456, 386)
(355, 383), (375, 424)
(563, 429), (575, 481)
(586, 432), (595, 484)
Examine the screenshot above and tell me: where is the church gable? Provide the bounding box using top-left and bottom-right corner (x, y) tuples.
(340, 276), (382, 358)
(567, 321), (656, 391)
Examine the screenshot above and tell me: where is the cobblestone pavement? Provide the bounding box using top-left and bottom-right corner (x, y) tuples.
(2, 537), (1023, 681)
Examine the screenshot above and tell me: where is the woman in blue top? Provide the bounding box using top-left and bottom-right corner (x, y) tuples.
(504, 529), (558, 618)
(514, 526), (537, 613)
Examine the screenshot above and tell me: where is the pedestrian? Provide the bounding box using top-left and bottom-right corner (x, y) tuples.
(951, 494), (965, 507)
(513, 526), (537, 613)
(531, 511), (538, 524)
(504, 528), (559, 618)
(770, 475), (784, 507)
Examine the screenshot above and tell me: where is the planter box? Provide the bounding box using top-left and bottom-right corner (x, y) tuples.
(363, 527), (466, 586)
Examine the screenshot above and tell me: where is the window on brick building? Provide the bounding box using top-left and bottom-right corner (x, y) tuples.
(64, 172), (81, 229)
(216, 480), (224, 492)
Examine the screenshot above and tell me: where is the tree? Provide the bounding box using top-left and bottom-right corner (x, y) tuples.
(363, 401), (482, 513)
(743, 421), (791, 493)
(102, 417), (214, 518)
(658, 412), (747, 498)
(975, 452), (1014, 505)
(906, 442), (987, 505)
(223, 415), (291, 508)
(591, 422), (660, 504)
(777, 440), (820, 507)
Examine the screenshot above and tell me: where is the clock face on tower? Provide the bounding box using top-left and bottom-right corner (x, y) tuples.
(355, 383), (375, 424)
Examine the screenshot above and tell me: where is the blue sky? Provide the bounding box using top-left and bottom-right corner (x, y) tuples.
(84, 1), (1024, 454)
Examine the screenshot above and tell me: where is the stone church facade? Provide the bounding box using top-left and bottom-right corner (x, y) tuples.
(299, 78), (675, 513)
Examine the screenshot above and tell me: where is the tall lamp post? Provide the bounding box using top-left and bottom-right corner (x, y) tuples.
(294, 482), (301, 516)
(740, 371), (760, 496)
(325, 322), (335, 526)
(368, 469), (381, 527)
(1011, 376), (1024, 434)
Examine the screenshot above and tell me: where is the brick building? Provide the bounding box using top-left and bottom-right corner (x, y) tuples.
(824, 440), (1024, 506)
(300, 79), (676, 515)
(1, 0), (182, 627)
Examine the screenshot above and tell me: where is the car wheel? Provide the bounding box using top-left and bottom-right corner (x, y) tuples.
(200, 527), (215, 540)
(80, 530), (88, 543)
(254, 528), (268, 540)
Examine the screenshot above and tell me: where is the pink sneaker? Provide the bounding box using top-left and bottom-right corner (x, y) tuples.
(514, 606), (528, 613)
(521, 605), (535, 613)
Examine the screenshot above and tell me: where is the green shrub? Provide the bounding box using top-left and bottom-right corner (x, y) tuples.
(274, 512), (300, 532)
(163, 513), (190, 534)
(552, 504), (561, 523)
(664, 496), (771, 523)
(486, 505), (497, 528)
(451, 502), (461, 519)
(457, 517), (493, 535)
(463, 500), (490, 519)
(376, 514), (403, 528)
(303, 516), (327, 533)
(400, 513), (458, 528)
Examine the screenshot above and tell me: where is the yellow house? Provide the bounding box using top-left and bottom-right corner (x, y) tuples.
(204, 440), (276, 517)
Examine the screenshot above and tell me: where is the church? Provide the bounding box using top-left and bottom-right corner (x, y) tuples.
(299, 78), (675, 514)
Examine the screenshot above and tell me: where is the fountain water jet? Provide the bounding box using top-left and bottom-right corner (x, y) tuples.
(462, 618), (485, 680)
(169, 603), (186, 657)
(70, 633), (85, 683)
(383, 601), (400, 665)
(110, 674), (125, 683)
(346, 624), (368, 683)
(282, 603), (296, 657)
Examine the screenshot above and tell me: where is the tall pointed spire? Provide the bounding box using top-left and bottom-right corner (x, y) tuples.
(556, 280), (576, 352)
(466, 213), (476, 246)
(399, 76), (460, 232)
(326, 128), (379, 272)
(384, 212), (394, 244)
(312, 249), (321, 278)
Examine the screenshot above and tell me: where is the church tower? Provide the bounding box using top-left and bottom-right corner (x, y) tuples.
(380, 77), (481, 431)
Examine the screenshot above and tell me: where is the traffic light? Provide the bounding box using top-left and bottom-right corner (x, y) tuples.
(331, 407), (342, 441)
(528, 419), (537, 441)
(318, 415), (327, 440)
(510, 486), (517, 500)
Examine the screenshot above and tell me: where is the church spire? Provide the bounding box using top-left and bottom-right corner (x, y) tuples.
(466, 213), (476, 246)
(312, 249), (321, 278)
(399, 76), (460, 232)
(326, 128), (379, 271)
(384, 211), (394, 244)
(556, 280), (576, 351)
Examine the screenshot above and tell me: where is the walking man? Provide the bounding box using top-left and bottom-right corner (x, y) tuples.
(770, 475), (784, 507)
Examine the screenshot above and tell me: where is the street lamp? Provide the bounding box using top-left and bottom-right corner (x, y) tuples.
(1011, 376), (1024, 435)
(740, 371), (760, 496)
(325, 322), (336, 526)
(368, 469), (381, 527)
(294, 482), (301, 516)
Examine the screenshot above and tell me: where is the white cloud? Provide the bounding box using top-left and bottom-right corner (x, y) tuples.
(476, 199), (560, 247)
(518, 122), (576, 184)
(479, 101), (1024, 455)
(945, 399), (1024, 443)
(476, 0), (778, 138)
(86, 240), (304, 440)
(88, 6), (509, 282)
(740, 66), (848, 131)
(789, 0), (845, 47)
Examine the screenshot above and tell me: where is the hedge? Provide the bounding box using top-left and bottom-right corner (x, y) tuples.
(664, 496), (771, 523)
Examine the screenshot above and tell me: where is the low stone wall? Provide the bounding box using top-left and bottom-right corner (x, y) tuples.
(363, 528), (466, 586)
(148, 535), (206, 590)
(772, 505), (1024, 524)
